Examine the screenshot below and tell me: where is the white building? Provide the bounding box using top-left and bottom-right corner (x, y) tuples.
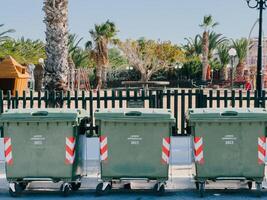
(246, 37), (267, 88)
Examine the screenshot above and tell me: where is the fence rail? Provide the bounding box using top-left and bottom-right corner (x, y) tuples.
(0, 89), (266, 136)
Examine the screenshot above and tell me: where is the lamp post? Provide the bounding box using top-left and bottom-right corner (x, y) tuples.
(246, 0), (266, 95)
(228, 48), (237, 90)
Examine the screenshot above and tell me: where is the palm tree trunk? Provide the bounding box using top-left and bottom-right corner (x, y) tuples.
(95, 64), (102, 90)
(68, 56), (75, 90)
(100, 40), (109, 89)
(43, 0), (69, 92)
(220, 66), (227, 81)
(235, 62), (245, 83)
(101, 64), (108, 88)
(202, 31), (209, 81)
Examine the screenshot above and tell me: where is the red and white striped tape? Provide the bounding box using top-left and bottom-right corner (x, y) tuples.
(100, 136), (108, 161)
(161, 137), (171, 164)
(258, 137), (266, 164)
(65, 137), (76, 165)
(194, 136), (204, 164)
(4, 137), (13, 165)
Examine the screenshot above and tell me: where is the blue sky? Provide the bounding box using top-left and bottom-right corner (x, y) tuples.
(0, 0), (266, 46)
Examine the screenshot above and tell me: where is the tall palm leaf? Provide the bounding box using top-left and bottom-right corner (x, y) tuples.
(43, 0), (69, 93)
(183, 35), (202, 56)
(89, 20), (117, 89)
(199, 15), (219, 81)
(217, 43), (230, 80)
(208, 32), (227, 58)
(232, 38), (249, 82)
(0, 24), (15, 44)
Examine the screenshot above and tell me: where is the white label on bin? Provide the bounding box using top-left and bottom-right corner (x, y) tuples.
(222, 135), (237, 145)
(30, 135), (46, 146)
(127, 135), (142, 145)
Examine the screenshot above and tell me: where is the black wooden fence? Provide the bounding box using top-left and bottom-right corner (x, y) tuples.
(0, 89), (266, 136)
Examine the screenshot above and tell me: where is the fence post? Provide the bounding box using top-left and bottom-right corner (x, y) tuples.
(150, 90), (157, 108)
(0, 90), (3, 114)
(156, 90), (163, 108)
(254, 90), (259, 108)
(89, 91), (94, 136)
(196, 90), (206, 108)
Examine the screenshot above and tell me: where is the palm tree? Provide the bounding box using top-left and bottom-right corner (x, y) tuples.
(183, 35), (202, 57)
(89, 20), (117, 89)
(43, 0), (69, 92)
(0, 24), (15, 44)
(232, 38), (249, 83)
(207, 32), (227, 59)
(217, 43), (230, 81)
(0, 37), (45, 64)
(199, 15), (219, 81)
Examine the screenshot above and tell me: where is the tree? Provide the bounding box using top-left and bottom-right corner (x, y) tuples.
(0, 38), (45, 64)
(108, 47), (128, 69)
(0, 24), (15, 44)
(207, 32), (227, 59)
(183, 35), (202, 57)
(43, 0), (69, 92)
(199, 15), (219, 81)
(217, 43), (230, 81)
(183, 32), (226, 81)
(118, 39), (185, 82)
(232, 38), (249, 83)
(89, 20), (117, 89)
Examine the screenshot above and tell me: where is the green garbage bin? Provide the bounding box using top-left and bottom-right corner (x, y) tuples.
(94, 108), (175, 195)
(0, 108), (90, 197)
(187, 108), (267, 197)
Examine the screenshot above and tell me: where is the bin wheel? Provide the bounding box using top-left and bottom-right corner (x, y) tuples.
(199, 182), (205, 198)
(256, 182), (262, 197)
(153, 182), (165, 196)
(123, 183), (131, 190)
(9, 183), (23, 197)
(19, 182), (28, 191)
(96, 182), (111, 196)
(61, 183), (71, 197)
(247, 181), (253, 190)
(71, 182), (81, 191)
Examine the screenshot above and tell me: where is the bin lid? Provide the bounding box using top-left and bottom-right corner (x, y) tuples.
(95, 108), (175, 122)
(0, 108), (87, 122)
(188, 108), (267, 122)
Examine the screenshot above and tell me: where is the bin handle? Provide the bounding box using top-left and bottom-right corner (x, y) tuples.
(125, 111), (142, 117)
(221, 111), (238, 116)
(31, 111), (49, 116)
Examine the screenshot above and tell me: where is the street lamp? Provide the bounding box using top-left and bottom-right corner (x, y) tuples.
(38, 58), (44, 67)
(246, 0), (266, 94)
(228, 48), (237, 90)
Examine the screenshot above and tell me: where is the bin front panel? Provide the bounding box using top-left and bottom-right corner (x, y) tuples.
(99, 121), (170, 180)
(195, 121), (265, 180)
(4, 121), (79, 180)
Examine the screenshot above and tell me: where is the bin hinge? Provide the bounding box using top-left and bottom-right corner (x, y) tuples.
(84, 124), (98, 137)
